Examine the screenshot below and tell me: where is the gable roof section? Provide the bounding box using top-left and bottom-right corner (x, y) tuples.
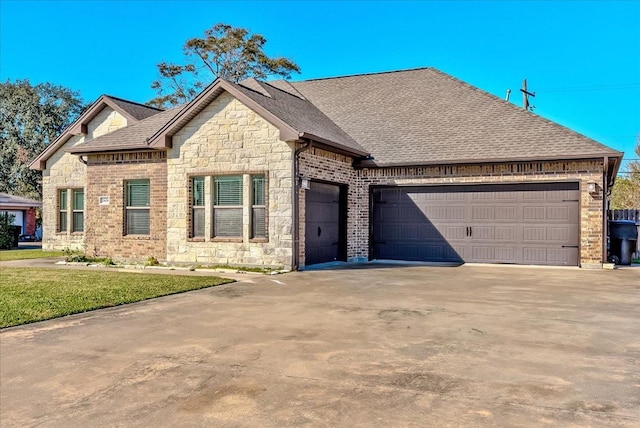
(29, 95), (163, 170)
(146, 79), (368, 156)
(0, 193), (42, 209)
(68, 106), (184, 154)
(107, 96), (163, 121)
(290, 67), (622, 167)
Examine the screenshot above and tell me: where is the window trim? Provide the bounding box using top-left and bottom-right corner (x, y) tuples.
(212, 175), (243, 239)
(186, 172), (268, 243)
(190, 176), (205, 239)
(124, 179), (150, 236)
(71, 189), (84, 233)
(251, 174), (266, 239)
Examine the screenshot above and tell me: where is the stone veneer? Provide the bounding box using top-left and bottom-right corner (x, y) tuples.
(165, 92), (294, 268)
(42, 107), (127, 251)
(299, 148), (606, 268)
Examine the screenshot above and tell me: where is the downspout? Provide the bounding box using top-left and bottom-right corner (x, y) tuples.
(292, 140), (312, 270)
(602, 156), (609, 265)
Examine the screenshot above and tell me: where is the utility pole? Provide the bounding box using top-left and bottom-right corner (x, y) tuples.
(520, 79), (535, 110)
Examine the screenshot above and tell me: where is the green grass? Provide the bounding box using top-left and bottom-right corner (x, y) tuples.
(0, 268), (233, 328)
(0, 249), (65, 262)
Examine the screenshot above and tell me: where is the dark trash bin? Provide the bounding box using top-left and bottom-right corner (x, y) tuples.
(8, 225), (21, 249)
(609, 220), (638, 265)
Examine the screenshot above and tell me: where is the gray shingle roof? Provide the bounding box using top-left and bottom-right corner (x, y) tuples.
(69, 106), (184, 153)
(290, 67), (621, 166)
(0, 193), (42, 207)
(106, 96), (163, 120)
(68, 67), (621, 165)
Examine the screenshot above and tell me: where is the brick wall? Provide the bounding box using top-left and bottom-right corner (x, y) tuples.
(85, 152), (167, 261)
(298, 147), (359, 265)
(299, 150), (606, 268)
(42, 107), (128, 251)
(166, 92), (294, 268)
(25, 207), (37, 236)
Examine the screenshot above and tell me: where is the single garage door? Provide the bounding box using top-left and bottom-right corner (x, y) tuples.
(305, 182), (347, 266)
(372, 182), (580, 266)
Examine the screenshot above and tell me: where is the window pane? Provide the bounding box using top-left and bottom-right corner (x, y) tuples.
(59, 189), (67, 209)
(59, 211), (67, 232)
(192, 207), (205, 237)
(126, 209), (150, 235)
(214, 176), (242, 206)
(192, 177), (205, 206)
(214, 208), (242, 237)
(73, 190), (84, 210)
(127, 180), (150, 207)
(252, 207), (266, 238)
(253, 175), (265, 205)
(72, 212), (84, 232)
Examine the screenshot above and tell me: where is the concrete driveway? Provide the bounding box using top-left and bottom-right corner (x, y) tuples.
(1, 264), (639, 427)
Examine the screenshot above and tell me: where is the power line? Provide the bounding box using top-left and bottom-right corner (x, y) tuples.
(536, 83), (640, 93)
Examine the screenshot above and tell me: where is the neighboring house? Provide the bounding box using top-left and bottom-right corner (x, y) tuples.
(0, 193), (42, 236)
(30, 68), (622, 269)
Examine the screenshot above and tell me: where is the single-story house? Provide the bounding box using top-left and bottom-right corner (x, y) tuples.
(30, 67), (623, 269)
(0, 193), (42, 237)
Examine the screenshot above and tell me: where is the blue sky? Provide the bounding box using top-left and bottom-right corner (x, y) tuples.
(1, 0), (639, 173)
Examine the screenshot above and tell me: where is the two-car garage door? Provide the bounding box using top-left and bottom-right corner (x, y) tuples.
(371, 182), (580, 266)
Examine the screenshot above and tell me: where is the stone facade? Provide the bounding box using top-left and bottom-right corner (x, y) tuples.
(165, 92), (294, 268)
(299, 149), (606, 268)
(42, 107), (127, 251)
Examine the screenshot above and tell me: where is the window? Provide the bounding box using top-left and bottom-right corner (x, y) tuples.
(213, 175), (243, 237)
(72, 189), (84, 232)
(191, 177), (205, 238)
(58, 189), (67, 232)
(252, 175), (266, 238)
(125, 180), (150, 235)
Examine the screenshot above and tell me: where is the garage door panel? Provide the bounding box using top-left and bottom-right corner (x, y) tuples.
(372, 183), (579, 266)
(495, 226), (516, 241)
(444, 226), (466, 240)
(495, 247), (515, 262)
(472, 226), (494, 240)
(472, 246), (495, 260)
(305, 182), (345, 266)
(472, 206), (494, 220)
(400, 205), (421, 221)
(546, 206), (570, 221)
(523, 206), (546, 221)
(495, 206), (517, 220)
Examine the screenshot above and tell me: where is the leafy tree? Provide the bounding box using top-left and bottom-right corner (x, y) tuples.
(0, 80), (85, 199)
(149, 23), (301, 108)
(610, 137), (640, 209)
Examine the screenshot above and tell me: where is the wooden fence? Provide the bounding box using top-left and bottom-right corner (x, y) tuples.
(607, 209), (640, 222)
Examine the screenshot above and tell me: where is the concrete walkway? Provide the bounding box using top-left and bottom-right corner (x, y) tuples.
(1, 264), (639, 427)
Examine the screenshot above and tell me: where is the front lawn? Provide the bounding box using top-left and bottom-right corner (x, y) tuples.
(0, 249), (65, 262)
(0, 268), (233, 328)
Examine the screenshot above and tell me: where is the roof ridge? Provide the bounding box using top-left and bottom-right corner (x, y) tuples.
(235, 78), (273, 98)
(103, 94), (164, 112)
(260, 80), (306, 100)
(427, 68), (623, 155)
(295, 66), (434, 83)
